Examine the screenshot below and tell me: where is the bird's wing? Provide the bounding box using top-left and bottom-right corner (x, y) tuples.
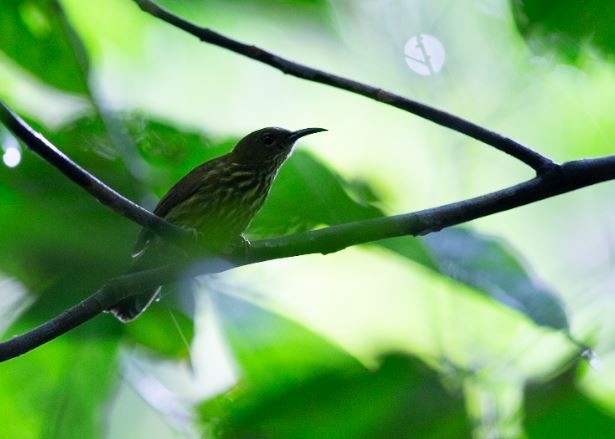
(133, 159), (222, 257)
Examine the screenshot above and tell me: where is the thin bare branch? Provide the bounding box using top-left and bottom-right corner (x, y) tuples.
(132, 0), (555, 173)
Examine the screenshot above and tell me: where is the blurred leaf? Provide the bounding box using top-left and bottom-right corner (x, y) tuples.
(237, 0), (330, 15)
(512, 0), (615, 62)
(211, 292), (363, 387)
(254, 147), (568, 331)
(249, 150), (383, 237)
(249, 0), (326, 6)
(160, 0), (328, 14)
(124, 114), (221, 189)
(384, 232), (569, 330)
(0, 118), (137, 305)
(421, 228), (567, 330)
(0, 320), (119, 439)
(122, 304), (195, 359)
(0, 0), (89, 93)
(524, 362), (615, 437)
(200, 352), (471, 439)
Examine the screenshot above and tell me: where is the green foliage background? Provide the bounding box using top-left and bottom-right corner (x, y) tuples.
(1, 0), (614, 437)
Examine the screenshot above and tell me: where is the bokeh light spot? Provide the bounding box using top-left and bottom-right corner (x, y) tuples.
(404, 34), (446, 76)
(3, 145), (21, 168)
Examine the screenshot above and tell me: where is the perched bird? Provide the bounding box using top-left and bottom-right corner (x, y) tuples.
(108, 126), (326, 322)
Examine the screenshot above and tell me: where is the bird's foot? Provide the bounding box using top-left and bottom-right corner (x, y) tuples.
(221, 236), (251, 260)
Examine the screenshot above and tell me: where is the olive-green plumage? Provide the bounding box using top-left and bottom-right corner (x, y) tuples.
(109, 126), (325, 322)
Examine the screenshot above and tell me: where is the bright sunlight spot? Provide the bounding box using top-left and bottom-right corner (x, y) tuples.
(404, 33), (446, 76)
(2, 135), (21, 168)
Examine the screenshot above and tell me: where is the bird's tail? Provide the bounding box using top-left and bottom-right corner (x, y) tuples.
(108, 286), (161, 323)
(107, 248), (162, 323)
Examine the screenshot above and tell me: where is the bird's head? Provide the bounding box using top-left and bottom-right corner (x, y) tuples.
(231, 127), (326, 164)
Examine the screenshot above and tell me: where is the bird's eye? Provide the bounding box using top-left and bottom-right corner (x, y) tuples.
(262, 133), (275, 146)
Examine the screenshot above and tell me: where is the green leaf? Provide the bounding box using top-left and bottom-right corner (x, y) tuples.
(0, 119), (137, 305)
(159, 0), (328, 14)
(249, 150), (382, 237)
(0, 0), (89, 94)
(512, 0), (615, 62)
(381, 227), (569, 331)
(421, 229), (567, 330)
(524, 362), (615, 437)
(253, 147), (568, 330)
(200, 351), (471, 439)
(124, 114), (223, 190)
(122, 303), (195, 359)
(211, 292), (363, 387)
(383, 231), (569, 330)
(0, 321), (119, 439)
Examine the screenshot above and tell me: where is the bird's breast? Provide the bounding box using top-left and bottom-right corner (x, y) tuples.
(165, 162), (280, 242)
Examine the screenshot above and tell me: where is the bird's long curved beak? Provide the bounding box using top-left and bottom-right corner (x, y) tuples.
(287, 127), (327, 142)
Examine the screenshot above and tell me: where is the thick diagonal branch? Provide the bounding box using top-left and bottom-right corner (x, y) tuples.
(132, 0), (554, 173)
(2, 154), (615, 361)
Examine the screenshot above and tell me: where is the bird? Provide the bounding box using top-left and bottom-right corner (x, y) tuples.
(108, 126), (326, 322)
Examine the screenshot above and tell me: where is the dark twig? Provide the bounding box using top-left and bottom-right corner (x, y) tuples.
(0, 266), (177, 361)
(132, 0), (555, 173)
(0, 101), (188, 243)
(2, 153), (615, 361)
